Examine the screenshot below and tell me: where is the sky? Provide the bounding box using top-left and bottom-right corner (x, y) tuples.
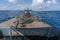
(0, 0), (60, 11)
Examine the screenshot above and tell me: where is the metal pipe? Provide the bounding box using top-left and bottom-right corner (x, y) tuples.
(47, 28), (53, 40)
(10, 27), (12, 40)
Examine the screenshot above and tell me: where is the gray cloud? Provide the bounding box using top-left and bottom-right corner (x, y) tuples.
(7, 0), (18, 3)
(31, 0), (57, 11)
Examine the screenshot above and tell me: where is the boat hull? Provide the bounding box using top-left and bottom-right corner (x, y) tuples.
(11, 27), (59, 37)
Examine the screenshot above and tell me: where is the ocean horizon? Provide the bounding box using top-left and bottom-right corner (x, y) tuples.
(0, 11), (60, 28)
(0, 10), (60, 36)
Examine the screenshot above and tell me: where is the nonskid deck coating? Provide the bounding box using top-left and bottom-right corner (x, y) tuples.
(0, 18), (51, 28)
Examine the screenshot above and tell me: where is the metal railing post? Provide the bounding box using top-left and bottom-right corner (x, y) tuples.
(47, 28), (53, 40)
(10, 27), (12, 40)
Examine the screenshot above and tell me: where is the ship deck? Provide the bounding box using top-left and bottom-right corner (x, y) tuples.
(0, 18), (51, 28)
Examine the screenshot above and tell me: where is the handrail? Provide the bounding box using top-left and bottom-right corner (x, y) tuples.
(47, 28), (53, 40)
(10, 27), (24, 36)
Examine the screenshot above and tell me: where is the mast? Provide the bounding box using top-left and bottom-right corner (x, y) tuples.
(24, 8), (31, 14)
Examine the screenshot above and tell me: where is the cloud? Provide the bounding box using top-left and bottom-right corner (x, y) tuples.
(16, 4), (31, 10)
(17, 4), (25, 9)
(46, 0), (57, 8)
(46, 0), (57, 5)
(32, 0), (44, 6)
(7, 0), (18, 3)
(31, 0), (57, 11)
(0, 6), (8, 10)
(31, 0), (46, 10)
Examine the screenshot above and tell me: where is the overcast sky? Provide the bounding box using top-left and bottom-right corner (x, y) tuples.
(0, 0), (60, 11)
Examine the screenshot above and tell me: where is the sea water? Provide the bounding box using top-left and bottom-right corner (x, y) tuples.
(0, 11), (60, 28)
(0, 10), (60, 36)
